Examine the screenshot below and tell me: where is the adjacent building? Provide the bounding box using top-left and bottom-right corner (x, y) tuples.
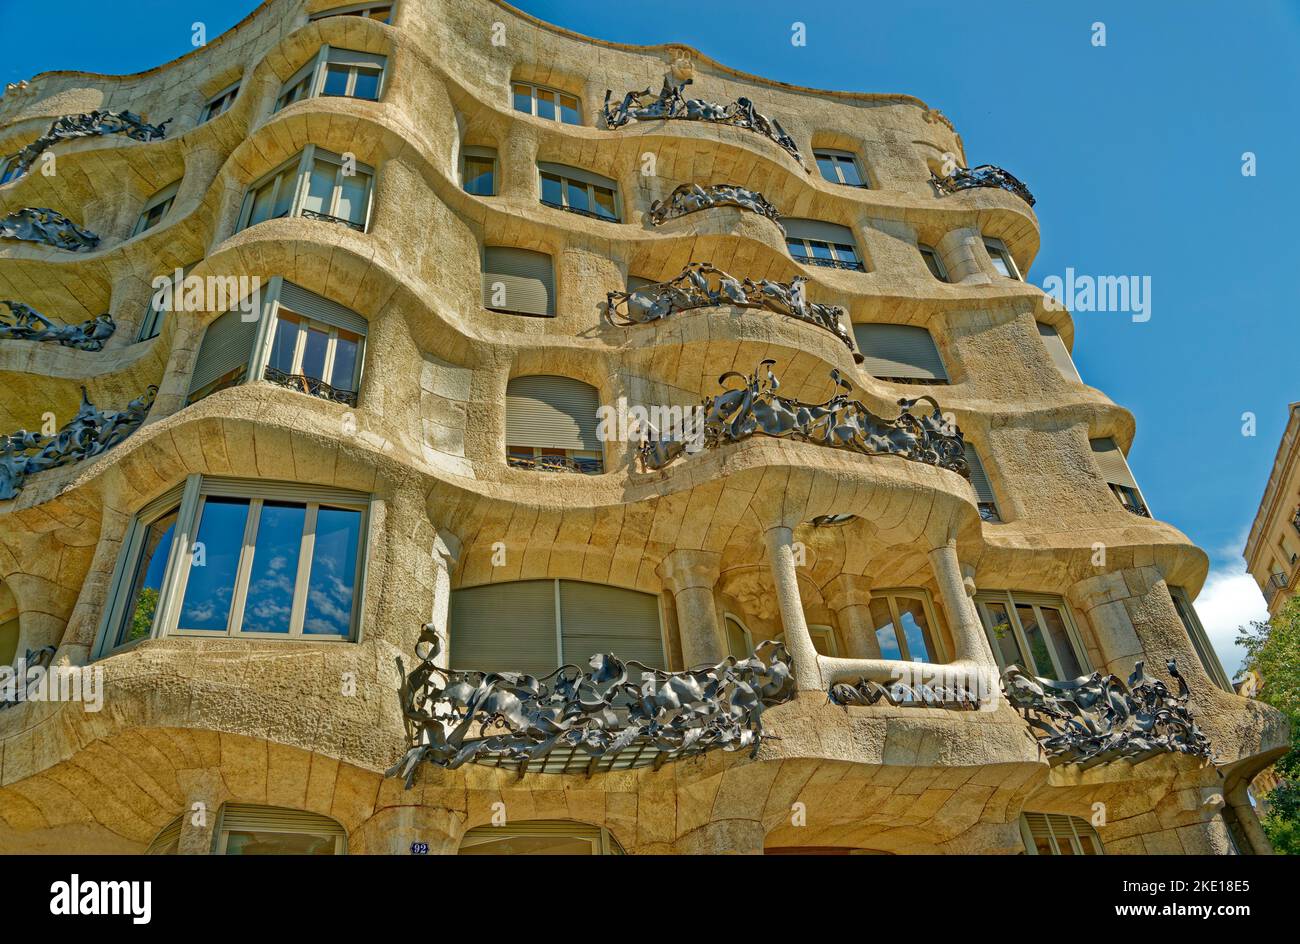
(0, 0), (1287, 854)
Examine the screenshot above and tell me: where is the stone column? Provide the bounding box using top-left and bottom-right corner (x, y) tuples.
(658, 549), (724, 668)
(498, 125), (540, 202)
(764, 526), (822, 691)
(928, 542), (997, 666)
(429, 529), (461, 669)
(1226, 782), (1275, 856)
(349, 805), (465, 855)
(935, 228), (991, 285)
(822, 575), (881, 659)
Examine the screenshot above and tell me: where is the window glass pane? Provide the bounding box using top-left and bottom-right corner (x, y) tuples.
(540, 173), (563, 205)
(559, 95), (580, 125)
(268, 313), (301, 373)
(336, 170), (370, 225)
(368, 6), (391, 22)
(322, 64), (350, 97)
(512, 84), (532, 114)
(330, 331), (361, 390)
(980, 601), (1023, 668)
(463, 156), (494, 195)
(987, 245), (1011, 277)
(921, 248), (945, 280)
(270, 169), (296, 220)
(870, 598), (902, 659)
(895, 597), (932, 662)
(809, 240), (834, 261)
(535, 88), (556, 121)
(565, 179), (589, 213)
(223, 830), (336, 855)
(1015, 604), (1057, 678)
(833, 243), (859, 265)
(725, 617), (750, 659)
(118, 511), (177, 647)
(247, 180), (276, 226)
(785, 237), (806, 257)
(179, 497), (250, 632)
(353, 68), (380, 101)
(815, 156), (838, 183)
(302, 507), (362, 635)
(592, 186), (617, 219)
(240, 502), (306, 634)
(837, 156), (863, 186)
(1040, 606), (1082, 678)
(301, 159), (336, 216)
(300, 325), (329, 381)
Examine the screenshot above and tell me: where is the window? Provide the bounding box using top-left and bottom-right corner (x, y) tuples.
(976, 591), (1088, 681)
(505, 375), (602, 473)
(869, 590), (939, 662)
(200, 83), (239, 123)
(215, 804), (347, 855)
(964, 443), (1000, 522)
(459, 821), (623, 855)
(276, 47), (386, 112)
(725, 614), (753, 660)
(309, 2), (392, 23)
(482, 246), (554, 316)
(1090, 437), (1149, 516)
(537, 162), (619, 222)
(918, 244), (947, 281)
(808, 625), (839, 656)
(1169, 586), (1233, 691)
(1037, 322), (1081, 382)
(450, 579), (664, 675)
(983, 236), (1021, 279)
(784, 219), (864, 271)
(1020, 813), (1103, 855)
(461, 146), (497, 196)
(512, 82), (581, 125)
(238, 146), (373, 232)
(813, 149), (867, 187)
(139, 260), (200, 341)
(132, 182), (179, 237)
(145, 815), (182, 854)
(0, 154), (23, 185)
(187, 280), (366, 406)
(854, 324), (948, 384)
(95, 476), (370, 657)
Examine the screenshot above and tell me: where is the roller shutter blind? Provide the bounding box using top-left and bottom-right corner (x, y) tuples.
(1037, 322), (1081, 382)
(188, 308), (258, 396)
(325, 48), (387, 68)
(450, 581), (557, 676)
(505, 376), (601, 450)
(964, 443), (997, 505)
(783, 218), (856, 245)
(483, 247), (554, 316)
(277, 281), (368, 335)
(1021, 812), (1103, 854)
(558, 581), (665, 667)
(145, 815), (182, 854)
(854, 324), (948, 381)
(218, 804), (345, 837)
(1090, 438), (1138, 488)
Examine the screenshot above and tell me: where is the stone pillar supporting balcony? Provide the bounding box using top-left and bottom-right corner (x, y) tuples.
(658, 548), (725, 667)
(428, 529), (461, 669)
(821, 574), (881, 660)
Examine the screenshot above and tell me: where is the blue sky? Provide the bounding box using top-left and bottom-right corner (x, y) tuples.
(3, 0), (1297, 672)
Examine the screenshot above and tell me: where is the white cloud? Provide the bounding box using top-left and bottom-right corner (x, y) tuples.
(1189, 564), (1268, 679)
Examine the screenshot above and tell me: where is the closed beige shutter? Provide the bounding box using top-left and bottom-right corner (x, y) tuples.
(450, 580), (558, 676)
(277, 281), (368, 335)
(964, 443), (997, 505)
(1090, 438), (1138, 488)
(558, 581), (665, 668)
(219, 804), (345, 837)
(188, 308), (258, 396)
(783, 218), (856, 244)
(325, 48), (387, 68)
(1037, 322), (1080, 381)
(505, 376), (600, 450)
(483, 247), (554, 316)
(855, 324), (948, 381)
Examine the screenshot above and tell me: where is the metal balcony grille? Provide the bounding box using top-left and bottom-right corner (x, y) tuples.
(263, 366), (358, 406)
(300, 208), (365, 231)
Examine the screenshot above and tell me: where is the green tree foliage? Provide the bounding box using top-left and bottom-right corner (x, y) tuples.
(1237, 596), (1300, 853)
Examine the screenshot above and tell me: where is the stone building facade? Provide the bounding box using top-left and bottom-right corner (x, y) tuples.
(0, 0), (1286, 854)
(1246, 402), (1300, 618)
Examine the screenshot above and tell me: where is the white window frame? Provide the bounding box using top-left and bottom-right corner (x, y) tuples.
(139, 259), (200, 341)
(975, 590), (1090, 680)
(237, 145), (374, 233)
(132, 181), (180, 237)
(786, 235), (863, 270)
(512, 82), (582, 125)
(275, 46), (386, 113)
(309, 2), (393, 24)
(1168, 585), (1234, 691)
(461, 146), (498, 196)
(200, 82), (240, 123)
(1020, 813), (1104, 855)
(983, 236), (1021, 280)
(537, 166), (620, 222)
(918, 243), (948, 281)
(870, 588), (945, 662)
(265, 309), (365, 396)
(813, 149), (867, 187)
(93, 475), (372, 657)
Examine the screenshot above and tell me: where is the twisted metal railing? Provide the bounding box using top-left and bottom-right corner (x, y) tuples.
(0, 301), (114, 351)
(387, 624), (794, 783)
(1002, 659), (1212, 766)
(0, 385), (156, 500)
(2, 110), (169, 180)
(639, 359), (969, 477)
(299, 208), (365, 231)
(262, 366), (358, 406)
(506, 454), (603, 475)
(0, 208), (99, 251)
(0, 646), (57, 710)
(932, 164), (1035, 207)
(607, 261), (860, 361)
(648, 182), (783, 231)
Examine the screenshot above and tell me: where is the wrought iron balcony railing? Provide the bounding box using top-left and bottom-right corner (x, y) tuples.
(1, 300), (114, 350)
(791, 254), (866, 272)
(932, 164), (1036, 207)
(978, 501), (1001, 523)
(1120, 499), (1151, 517)
(506, 454), (603, 475)
(386, 625), (795, 782)
(1292, 505), (1300, 538)
(299, 208), (365, 231)
(1, 110), (169, 181)
(539, 199), (619, 223)
(0, 646), (56, 710)
(262, 367), (358, 406)
(0, 207), (99, 251)
(648, 182), (784, 231)
(1264, 571), (1289, 605)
